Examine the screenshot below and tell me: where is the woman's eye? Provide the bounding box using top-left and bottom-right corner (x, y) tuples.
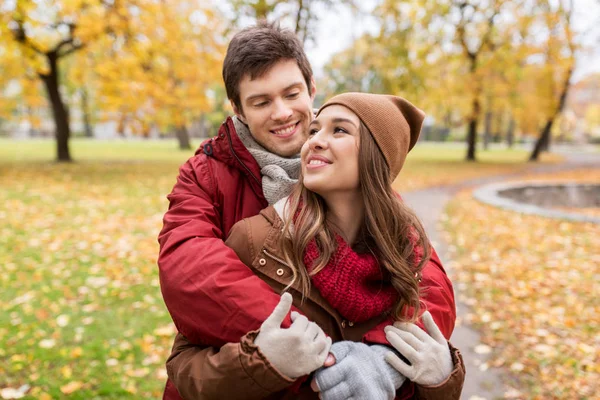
(308, 128), (318, 136)
(334, 127), (348, 134)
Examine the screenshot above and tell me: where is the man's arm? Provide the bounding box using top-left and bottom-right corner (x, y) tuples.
(419, 247), (456, 338)
(158, 156), (292, 345)
(167, 332), (295, 400)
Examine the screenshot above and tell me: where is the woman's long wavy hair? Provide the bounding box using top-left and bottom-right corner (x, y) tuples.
(280, 122), (431, 322)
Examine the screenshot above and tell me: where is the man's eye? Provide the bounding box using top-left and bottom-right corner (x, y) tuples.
(254, 101), (269, 108)
(286, 92), (300, 99)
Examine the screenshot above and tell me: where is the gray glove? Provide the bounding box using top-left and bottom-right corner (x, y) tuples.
(384, 311), (454, 386)
(254, 293), (332, 379)
(313, 341), (406, 400)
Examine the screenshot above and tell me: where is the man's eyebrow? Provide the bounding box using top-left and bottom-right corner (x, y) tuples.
(244, 82), (304, 103)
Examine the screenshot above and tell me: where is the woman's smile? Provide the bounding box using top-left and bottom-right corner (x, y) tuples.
(306, 155), (332, 169)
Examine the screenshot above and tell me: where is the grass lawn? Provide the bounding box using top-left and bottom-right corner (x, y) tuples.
(443, 168), (600, 398)
(395, 142), (562, 192)
(0, 138), (564, 398)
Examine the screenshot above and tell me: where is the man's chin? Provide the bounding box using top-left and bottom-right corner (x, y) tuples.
(268, 142), (304, 158)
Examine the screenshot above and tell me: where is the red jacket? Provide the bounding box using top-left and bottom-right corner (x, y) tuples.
(158, 117), (457, 399)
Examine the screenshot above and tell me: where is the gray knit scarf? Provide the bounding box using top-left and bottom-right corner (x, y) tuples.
(234, 116), (300, 205)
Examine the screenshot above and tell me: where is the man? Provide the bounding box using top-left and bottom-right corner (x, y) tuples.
(158, 22), (456, 399)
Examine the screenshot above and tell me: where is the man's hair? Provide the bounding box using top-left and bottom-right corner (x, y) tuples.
(223, 21), (313, 113)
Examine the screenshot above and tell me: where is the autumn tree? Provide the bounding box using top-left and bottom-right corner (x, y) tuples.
(2, 1), (134, 161)
(225, 0), (354, 44)
(529, 0), (577, 161)
(93, 1), (224, 149)
(0, 39), (22, 126)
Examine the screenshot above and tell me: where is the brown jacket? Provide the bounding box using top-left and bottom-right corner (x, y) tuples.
(166, 206), (465, 400)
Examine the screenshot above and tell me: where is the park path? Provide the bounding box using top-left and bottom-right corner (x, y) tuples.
(401, 147), (599, 399)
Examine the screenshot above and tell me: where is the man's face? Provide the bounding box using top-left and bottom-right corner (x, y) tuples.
(233, 59), (316, 157)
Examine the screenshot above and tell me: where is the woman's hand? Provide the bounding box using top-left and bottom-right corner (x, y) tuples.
(254, 293), (332, 379)
(311, 341), (405, 400)
(384, 311), (454, 386)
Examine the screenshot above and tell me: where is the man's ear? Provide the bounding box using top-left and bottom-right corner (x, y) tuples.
(309, 77), (317, 100)
(231, 100), (247, 124)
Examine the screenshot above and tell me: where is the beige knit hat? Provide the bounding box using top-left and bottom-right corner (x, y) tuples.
(316, 92), (425, 179)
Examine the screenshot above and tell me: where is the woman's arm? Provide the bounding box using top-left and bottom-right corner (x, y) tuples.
(166, 294), (331, 400)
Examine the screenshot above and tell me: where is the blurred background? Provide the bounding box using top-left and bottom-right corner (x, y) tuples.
(1, 0), (598, 399)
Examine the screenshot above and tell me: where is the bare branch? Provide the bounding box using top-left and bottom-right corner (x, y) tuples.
(58, 42), (85, 58)
(11, 19), (46, 55)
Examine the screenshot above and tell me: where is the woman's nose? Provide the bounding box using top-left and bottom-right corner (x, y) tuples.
(308, 131), (328, 150)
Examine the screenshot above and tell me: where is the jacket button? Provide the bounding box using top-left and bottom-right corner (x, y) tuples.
(341, 320), (347, 328)
(258, 258), (267, 266)
(276, 268), (284, 276)
(348, 321), (354, 327)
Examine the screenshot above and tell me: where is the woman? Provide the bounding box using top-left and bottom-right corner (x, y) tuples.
(166, 93), (465, 399)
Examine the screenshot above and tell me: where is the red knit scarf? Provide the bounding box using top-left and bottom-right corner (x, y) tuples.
(303, 234), (398, 323)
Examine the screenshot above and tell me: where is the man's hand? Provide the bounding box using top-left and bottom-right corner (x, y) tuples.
(311, 341), (406, 400)
(384, 311), (454, 386)
(254, 293), (332, 379)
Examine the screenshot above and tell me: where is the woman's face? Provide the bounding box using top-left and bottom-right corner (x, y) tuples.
(301, 105), (361, 196)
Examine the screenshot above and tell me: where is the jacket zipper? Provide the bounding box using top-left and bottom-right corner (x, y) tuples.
(224, 122), (261, 187)
(262, 249), (291, 268)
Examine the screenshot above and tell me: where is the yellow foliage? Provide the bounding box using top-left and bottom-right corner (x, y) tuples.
(584, 105), (600, 134)
(94, 1), (225, 133)
(1, 1), (225, 134)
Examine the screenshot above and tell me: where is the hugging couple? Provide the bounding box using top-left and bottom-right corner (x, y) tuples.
(158, 21), (465, 400)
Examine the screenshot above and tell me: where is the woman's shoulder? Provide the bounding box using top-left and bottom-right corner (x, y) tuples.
(225, 204), (283, 262)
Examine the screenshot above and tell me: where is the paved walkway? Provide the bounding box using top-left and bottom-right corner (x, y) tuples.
(402, 148), (599, 399)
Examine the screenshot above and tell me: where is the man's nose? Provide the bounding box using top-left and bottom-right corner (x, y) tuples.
(271, 99), (293, 121)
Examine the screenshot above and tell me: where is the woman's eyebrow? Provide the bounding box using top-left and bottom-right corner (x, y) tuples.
(332, 117), (358, 129)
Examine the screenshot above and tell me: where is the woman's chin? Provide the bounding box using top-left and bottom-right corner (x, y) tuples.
(303, 180), (327, 196)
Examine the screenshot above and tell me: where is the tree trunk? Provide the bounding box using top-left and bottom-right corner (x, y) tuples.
(81, 88), (94, 138)
(255, 0), (269, 19)
(542, 129), (552, 151)
(176, 125), (191, 150)
(199, 114), (208, 138)
(529, 64), (573, 161)
(483, 110), (492, 150)
(506, 117), (515, 148)
(295, 0), (305, 34)
(466, 97), (480, 161)
(494, 112), (503, 142)
(529, 120), (552, 161)
(40, 53), (72, 162)
(117, 114), (127, 137)
(141, 121), (150, 139)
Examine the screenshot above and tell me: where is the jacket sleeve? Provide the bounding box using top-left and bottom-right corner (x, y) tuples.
(416, 246), (456, 339)
(363, 245), (456, 346)
(166, 332), (295, 400)
(158, 155), (293, 346)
